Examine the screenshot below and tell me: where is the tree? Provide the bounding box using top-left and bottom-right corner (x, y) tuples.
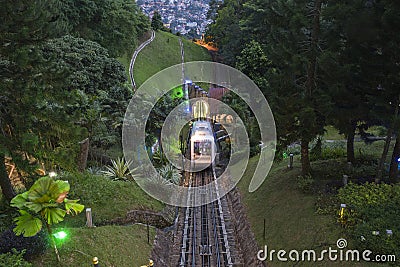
(151, 11), (163, 31)
(0, 0), (146, 201)
(377, 98), (399, 182)
(322, 0), (386, 164)
(60, 0), (150, 57)
(299, 0), (324, 174)
(211, 0), (345, 175)
(1, 32), (129, 197)
(380, 1), (400, 182)
(10, 176), (84, 261)
(0, 0), (68, 200)
(206, 0), (246, 65)
(236, 40), (271, 91)
(240, 0), (330, 175)
(36, 35), (129, 167)
(235, 41), (272, 152)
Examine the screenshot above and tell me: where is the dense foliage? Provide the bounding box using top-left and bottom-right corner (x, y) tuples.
(0, 0), (148, 200)
(0, 249), (32, 267)
(338, 183), (400, 257)
(151, 11), (164, 31)
(207, 0), (400, 179)
(60, 0), (150, 57)
(209, 3), (400, 255)
(0, 228), (48, 259)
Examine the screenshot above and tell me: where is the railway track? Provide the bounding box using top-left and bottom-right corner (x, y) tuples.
(177, 166), (239, 267)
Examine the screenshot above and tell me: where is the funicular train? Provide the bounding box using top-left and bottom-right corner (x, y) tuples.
(189, 121), (215, 170)
(180, 81), (230, 172)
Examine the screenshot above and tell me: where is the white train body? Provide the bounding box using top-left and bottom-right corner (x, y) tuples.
(190, 121), (216, 171)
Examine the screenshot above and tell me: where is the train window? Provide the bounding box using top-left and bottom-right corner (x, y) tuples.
(194, 141), (212, 156)
(194, 142), (200, 155)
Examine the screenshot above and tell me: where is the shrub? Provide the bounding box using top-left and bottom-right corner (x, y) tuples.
(351, 165), (377, 181)
(355, 154), (379, 167)
(310, 137), (322, 159)
(157, 164), (181, 185)
(0, 249), (32, 267)
(315, 193), (338, 215)
(0, 228), (48, 260)
(152, 150), (168, 168)
(337, 183), (400, 257)
(250, 145), (261, 157)
(86, 166), (104, 175)
(296, 175), (315, 193)
(102, 157), (133, 181)
(310, 140), (346, 161)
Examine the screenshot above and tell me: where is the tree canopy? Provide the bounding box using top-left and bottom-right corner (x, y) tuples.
(208, 0), (400, 178)
(0, 0), (148, 200)
(151, 11), (164, 31)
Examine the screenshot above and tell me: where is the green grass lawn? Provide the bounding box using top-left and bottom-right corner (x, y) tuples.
(58, 172), (164, 226)
(322, 125), (388, 141)
(237, 153), (391, 266)
(323, 125), (345, 140)
(20, 172), (163, 266)
(131, 31), (211, 88)
(30, 225), (155, 267)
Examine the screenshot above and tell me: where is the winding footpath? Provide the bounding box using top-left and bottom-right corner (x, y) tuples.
(129, 30), (156, 89)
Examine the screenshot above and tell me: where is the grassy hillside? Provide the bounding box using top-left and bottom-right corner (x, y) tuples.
(237, 144), (391, 267)
(11, 172), (163, 266)
(62, 172), (164, 226)
(31, 225), (155, 267)
(131, 31), (212, 88)
(237, 158), (341, 267)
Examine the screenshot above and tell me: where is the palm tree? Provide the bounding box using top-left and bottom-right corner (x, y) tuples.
(10, 176), (84, 262)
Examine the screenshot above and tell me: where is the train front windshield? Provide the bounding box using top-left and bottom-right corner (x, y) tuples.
(193, 140), (212, 159)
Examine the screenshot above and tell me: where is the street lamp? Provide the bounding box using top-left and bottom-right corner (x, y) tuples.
(338, 203), (346, 225)
(386, 229), (393, 237)
(53, 230), (67, 240)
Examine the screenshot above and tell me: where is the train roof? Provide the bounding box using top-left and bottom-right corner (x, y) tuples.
(191, 121), (214, 141)
(192, 121), (212, 130)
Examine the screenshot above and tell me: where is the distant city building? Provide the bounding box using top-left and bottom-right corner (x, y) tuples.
(136, 0), (215, 38)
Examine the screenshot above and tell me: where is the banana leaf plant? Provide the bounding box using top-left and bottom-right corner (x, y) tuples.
(10, 176), (84, 262)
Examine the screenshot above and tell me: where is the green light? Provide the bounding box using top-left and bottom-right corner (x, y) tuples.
(53, 231), (67, 240)
(283, 152), (288, 159)
(171, 86), (184, 99)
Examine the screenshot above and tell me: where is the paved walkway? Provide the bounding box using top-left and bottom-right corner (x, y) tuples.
(129, 30), (156, 89)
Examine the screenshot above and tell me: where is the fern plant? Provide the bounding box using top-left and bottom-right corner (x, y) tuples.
(102, 157), (133, 181)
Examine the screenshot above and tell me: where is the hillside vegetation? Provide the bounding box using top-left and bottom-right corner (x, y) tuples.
(132, 31), (212, 88)
(237, 139), (394, 267)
